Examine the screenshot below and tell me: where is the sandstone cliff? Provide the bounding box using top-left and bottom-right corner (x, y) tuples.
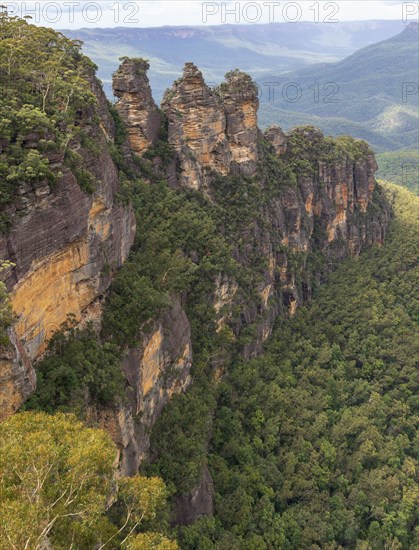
(0, 75), (136, 418)
(101, 298), (192, 476)
(0, 55), (390, 494)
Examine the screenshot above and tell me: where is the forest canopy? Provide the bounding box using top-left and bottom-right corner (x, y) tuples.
(149, 184), (419, 549)
(0, 412), (177, 549)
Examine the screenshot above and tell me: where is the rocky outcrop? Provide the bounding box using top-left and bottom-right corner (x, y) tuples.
(174, 466), (215, 526)
(161, 63), (230, 190)
(265, 125), (287, 155)
(88, 298), (192, 476)
(0, 74), (136, 417)
(220, 70), (259, 174)
(161, 63), (260, 190)
(121, 297), (192, 474)
(113, 58), (161, 156)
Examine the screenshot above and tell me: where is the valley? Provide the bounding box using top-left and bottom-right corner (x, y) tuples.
(0, 12), (417, 550)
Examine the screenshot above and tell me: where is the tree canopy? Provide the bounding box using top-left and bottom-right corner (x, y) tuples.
(149, 184), (419, 549)
(0, 412), (177, 549)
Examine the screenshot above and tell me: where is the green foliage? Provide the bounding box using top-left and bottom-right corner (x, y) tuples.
(146, 373), (218, 493)
(25, 323), (125, 414)
(0, 411), (116, 549)
(257, 136), (297, 190)
(215, 69), (259, 97)
(284, 127), (372, 179)
(7, 148), (57, 185)
(124, 533), (179, 549)
(210, 172), (265, 232)
(151, 185), (418, 549)
(0, 281), (12, 346)
(103, 265), (171, 346)
(0, 13), (100, 219)
(107, 101), (138, 182)
(64, 148), (97, 194)
(376, 150), (419, 194)
(0, 260), (14, 346)
(5, 15), (414, 550)
(0, 411), (176, 549)
(143, 113), (176, 167)
(118, 56), (150, 76)
(102, 179), (236, 348)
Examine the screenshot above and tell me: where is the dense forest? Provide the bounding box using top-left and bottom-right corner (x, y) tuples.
(0, 14), (418, 550)
(376, 151), (419, 195)
(148, 184), (419, 549)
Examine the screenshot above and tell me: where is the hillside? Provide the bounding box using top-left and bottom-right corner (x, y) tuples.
(148, 184), (419, 549)
(1, 14), (416, 550)
(376, 149), (419, 194)
(63, 20), (404, 100)
(257, 22), (419, 154)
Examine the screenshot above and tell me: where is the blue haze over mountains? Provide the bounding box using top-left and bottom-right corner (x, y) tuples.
(64, 20), (418, 155)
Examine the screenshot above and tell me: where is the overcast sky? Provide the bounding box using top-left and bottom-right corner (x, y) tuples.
(3, 1), (414, 28)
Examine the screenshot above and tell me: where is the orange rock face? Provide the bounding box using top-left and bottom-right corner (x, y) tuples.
(113, 58), (161, 156)
(0, 75), (136, 419)
(162, 63), (260, 190)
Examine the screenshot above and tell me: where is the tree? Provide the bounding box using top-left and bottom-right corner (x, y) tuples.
(124, 533), (179, 549)
(0, 412), (177, 549)
(0, 412), (116, 549)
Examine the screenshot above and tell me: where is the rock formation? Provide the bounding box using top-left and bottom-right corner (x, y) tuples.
(221, 69), (259, 173)
(264, 125), (287, 155)
(113, 58), (161, 156)
(0, 75), (136, 418)
(0, 57), (391, 491)
(161, 64), (260, 189)
(161, 62), (230, 189)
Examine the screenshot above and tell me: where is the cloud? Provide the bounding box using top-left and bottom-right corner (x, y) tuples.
(2, 0), (405, 29)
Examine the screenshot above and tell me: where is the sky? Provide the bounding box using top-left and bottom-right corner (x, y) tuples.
(2, 0), (416, 29)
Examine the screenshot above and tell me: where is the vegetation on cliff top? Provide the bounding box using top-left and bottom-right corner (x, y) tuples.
(0, 13), (100, 230)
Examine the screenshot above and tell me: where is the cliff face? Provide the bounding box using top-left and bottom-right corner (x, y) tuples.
(1, 54), (390, 489)
(0, 76), (136, 418)
(85, 298), (192, 476)
(120, 298), (192, 475)
(112, 58), (161, 156)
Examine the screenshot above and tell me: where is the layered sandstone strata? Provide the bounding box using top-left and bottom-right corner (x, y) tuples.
(0, 75), (136, 418)
(113, 58), (161, 156)
(161, 63), (260, 189)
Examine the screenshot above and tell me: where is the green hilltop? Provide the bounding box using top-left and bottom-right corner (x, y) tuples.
(257, 24), (418, 150)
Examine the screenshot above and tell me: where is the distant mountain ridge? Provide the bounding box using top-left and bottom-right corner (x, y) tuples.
(257, 22), (419, 153)
(64, 20), (404, 100)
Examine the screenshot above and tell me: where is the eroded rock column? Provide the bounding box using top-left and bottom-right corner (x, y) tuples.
(113, 58), (161, 156)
